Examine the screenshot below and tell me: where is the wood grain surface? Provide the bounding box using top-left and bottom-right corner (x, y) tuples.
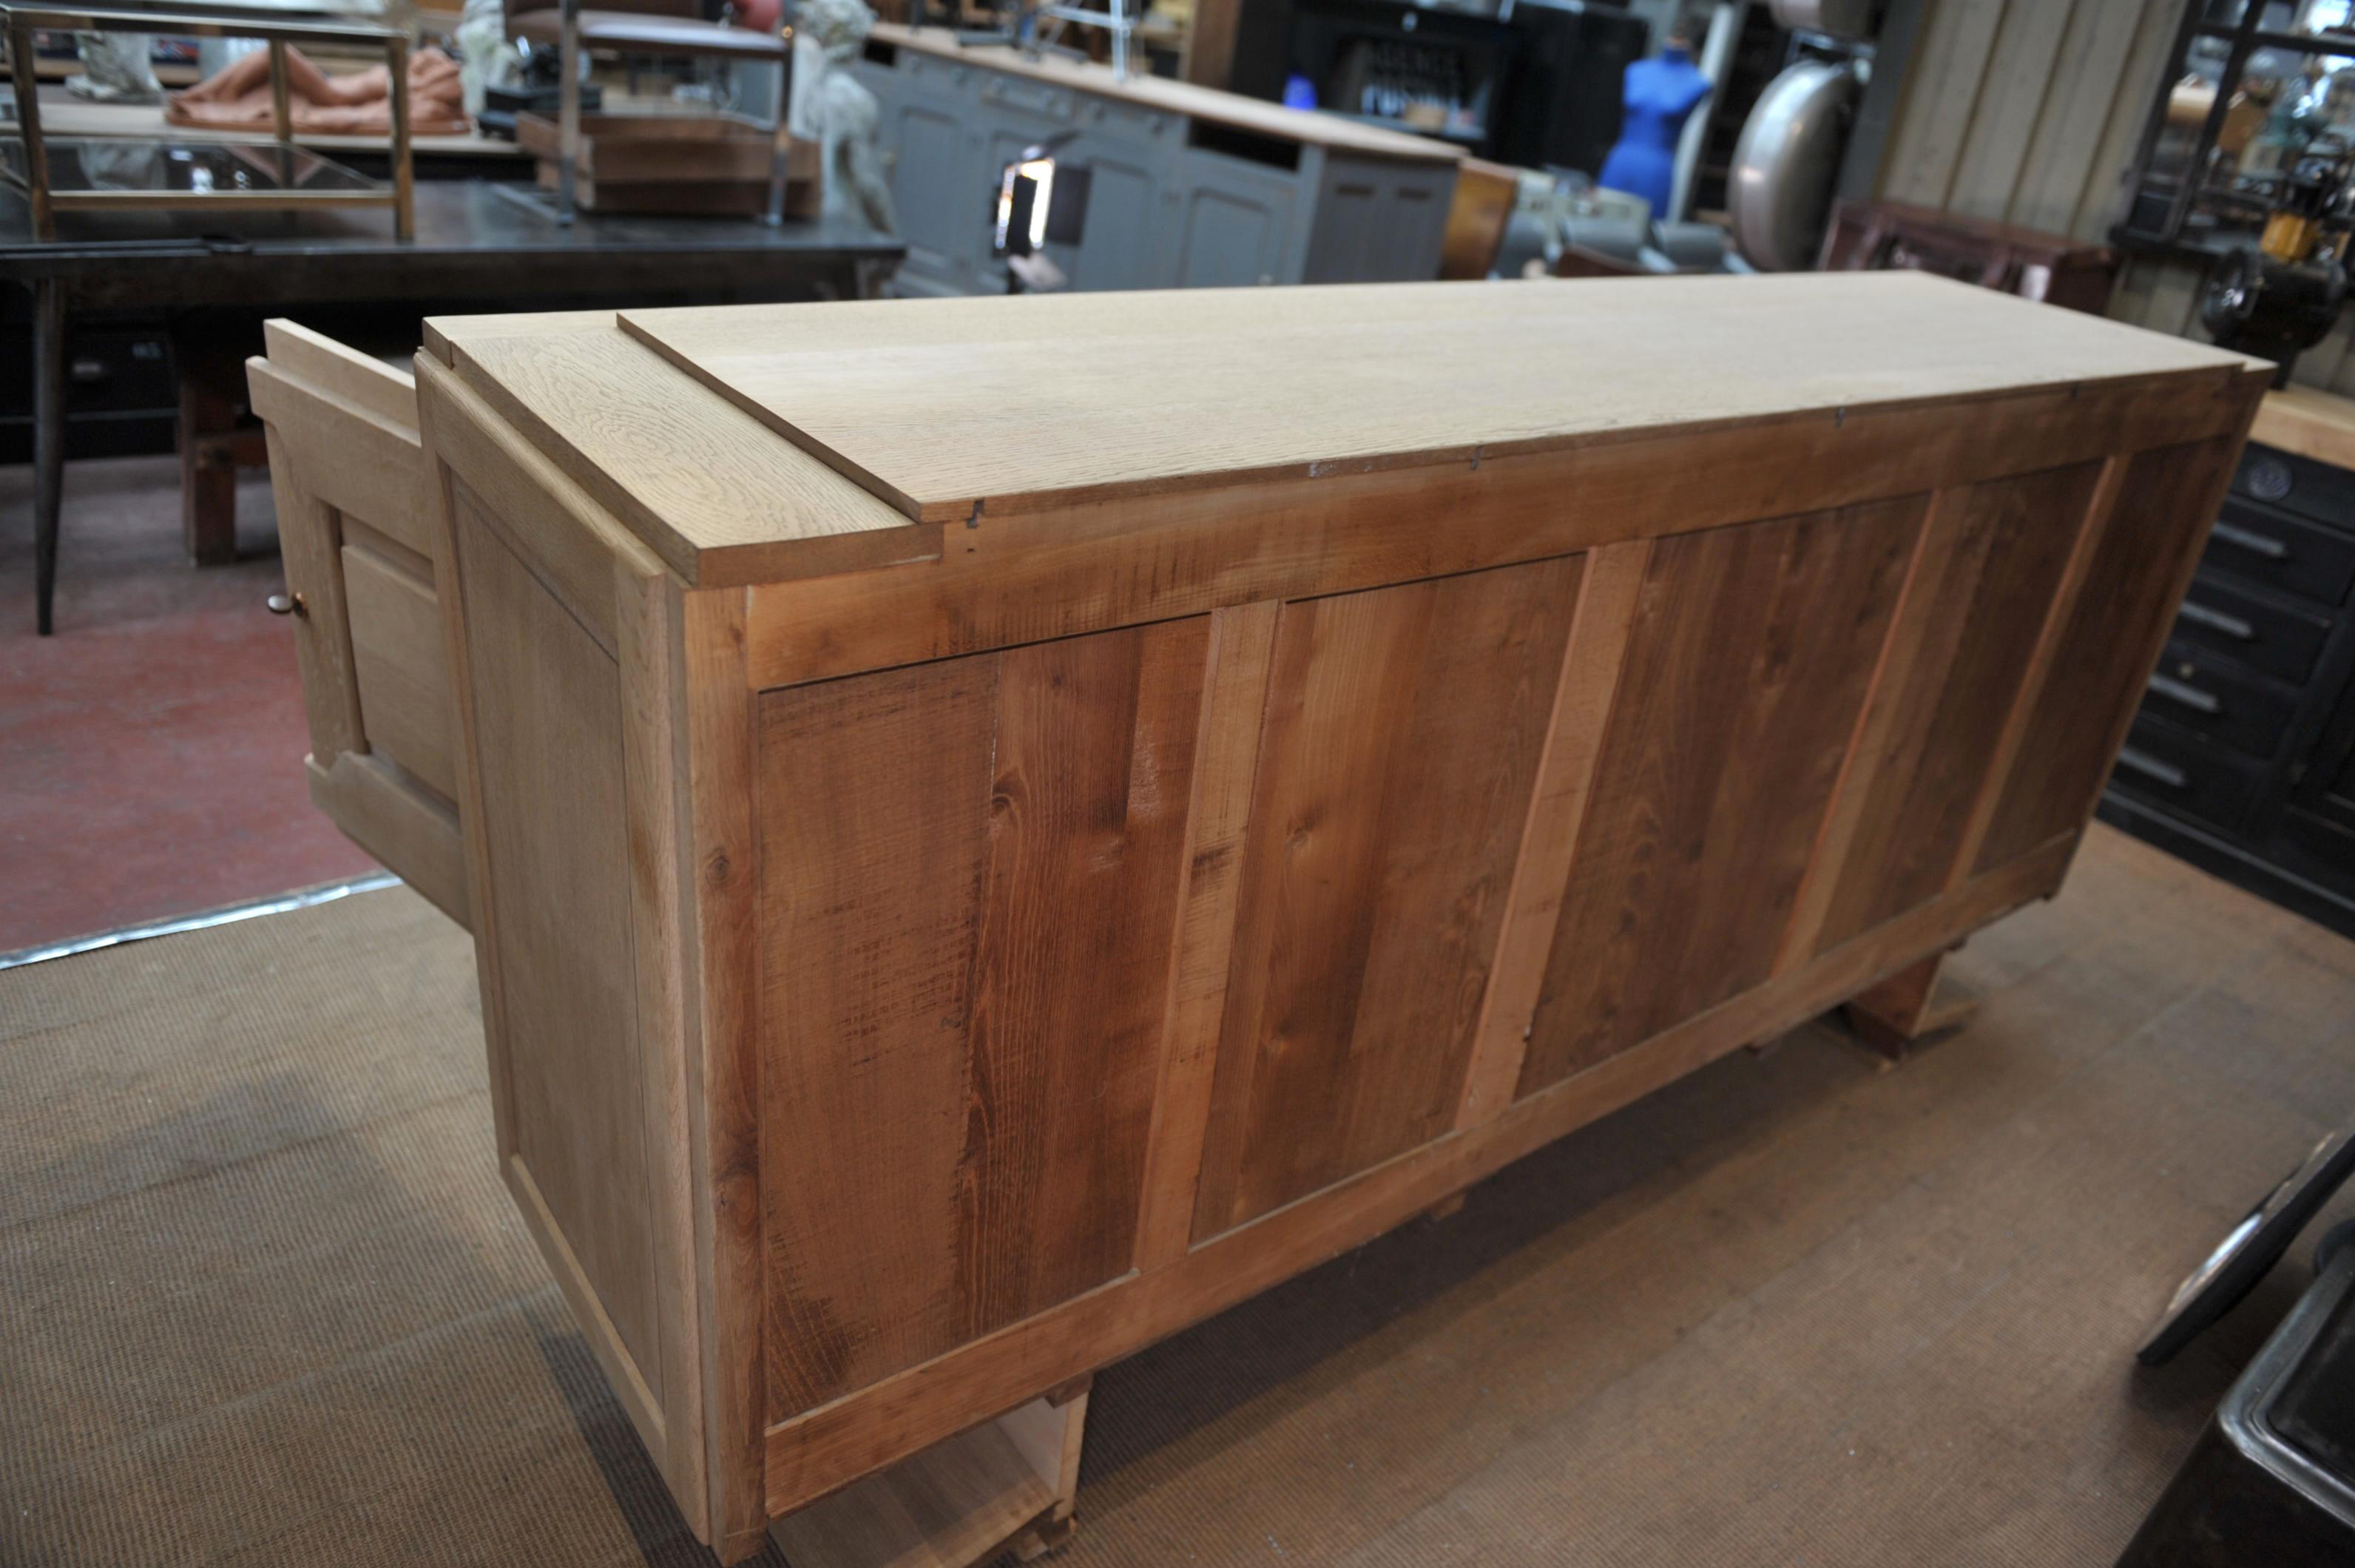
(1973, 438), (2244, 872)
(1802, 462), (2103, 954)
(1516, 499), (1925, 1093)
(377, 285), (2271, 1560)
(756, 620), (1209, 1417)
(1191, 557), (1581, 1237)
(617, 273), (2260, 526)
(448, 484), (663, 1399)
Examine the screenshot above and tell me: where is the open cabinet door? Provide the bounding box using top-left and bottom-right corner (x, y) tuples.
(248, 322), (469, 927)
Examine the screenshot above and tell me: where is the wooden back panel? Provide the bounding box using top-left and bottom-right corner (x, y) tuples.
(395, 306), (2265, 1560)
(1518, 498), (1922, 1092)
(248, 322), (467, 925)
(731, 402), (2258, 1529)
(1192, 556), (1582, 1235)
(756, 621), (1209, 1412)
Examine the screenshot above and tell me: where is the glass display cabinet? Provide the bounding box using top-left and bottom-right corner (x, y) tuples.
(1, 4), (414, 241)
(2120, 1), (2355, 254)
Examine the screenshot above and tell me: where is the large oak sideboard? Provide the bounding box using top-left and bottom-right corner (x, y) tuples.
(252, 274), (2266, 1561)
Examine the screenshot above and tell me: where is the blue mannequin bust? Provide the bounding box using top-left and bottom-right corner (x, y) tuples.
(1598, 27), (1712, 220)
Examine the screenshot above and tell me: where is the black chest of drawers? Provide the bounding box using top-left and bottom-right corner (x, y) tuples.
(2100, 437), (2355, 939)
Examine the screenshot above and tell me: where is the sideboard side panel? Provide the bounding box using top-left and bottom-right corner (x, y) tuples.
(419, 355), (718, 1545)
(757, 618), (1209, 1418)
(1517, 496), (1925, 1094)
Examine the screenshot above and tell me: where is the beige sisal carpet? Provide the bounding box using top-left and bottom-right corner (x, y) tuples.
(6, 824), (2355, 1567)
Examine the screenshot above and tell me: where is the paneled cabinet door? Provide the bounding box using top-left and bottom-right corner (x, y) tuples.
(887, 93), (989, 294)
(1067, 133), (1176, 291)
(1172, 147), (1300, 288)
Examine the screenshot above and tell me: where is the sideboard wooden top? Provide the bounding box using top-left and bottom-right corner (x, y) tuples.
(428, 273), (2266, 587)
(865, 21), (1462, 164)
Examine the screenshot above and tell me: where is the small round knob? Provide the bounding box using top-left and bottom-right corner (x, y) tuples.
(266, 591), (306, 618)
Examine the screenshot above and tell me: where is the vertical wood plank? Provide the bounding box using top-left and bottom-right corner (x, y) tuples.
(416, 390), (514, 1188)
(1947, 0), (2076, 221)
(1973, 435), (2252, 871)
(454, 493), (663, 1391)
(1516, 497), (1922, 1095)
(957, 621), (1209, 1331)
(2069, 0), (2183, 240)
(2004, 0), (2142, 234)
(341, 541), (457, 802)
(761, 656), (997, 1416)
(1183, 0), (1242, 87)
(1454, 541), (1649, 1130)
(1877, 0), (2010, 209)
(1133, 601), (1280, 1271)
(678, 585), (774, 1559)
(758, 620), (1208, 1416)
(1793, 462), (2102, 958)
(615, 559), (710, 1533)
(1191, 557), (1581, 1237)
(1774, 490), (1950, 973)
(1191, 584), (1438, 1237)
(1946, 456), (2127, 883)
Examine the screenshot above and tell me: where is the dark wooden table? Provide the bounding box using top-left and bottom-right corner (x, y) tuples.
(1, 180), (902, 634)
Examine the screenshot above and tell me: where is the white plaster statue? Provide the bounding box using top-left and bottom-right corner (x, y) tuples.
(456, 0), (522, 116)
(790, 0), (896, 234)
(69, 33), (163, 104)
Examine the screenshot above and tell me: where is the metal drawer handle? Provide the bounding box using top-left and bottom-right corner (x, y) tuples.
(2177, 600), (2255, 640)
(266, 591), (307, 618)
(2213, 521), (2291, 561)
(2115, 746), (2189, 790)
(2148, 672), (2221, 714)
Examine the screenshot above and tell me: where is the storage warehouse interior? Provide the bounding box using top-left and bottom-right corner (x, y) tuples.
(10, 3), (2355, 1566)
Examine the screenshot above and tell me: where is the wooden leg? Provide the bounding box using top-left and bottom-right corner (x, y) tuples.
(31, 277), (65, 636)
(769, 1377), (1090, 1567)
(175, 335), (244, 567)
(1841, 950), (1979, 1061)
(1422, 1192), (1467, 1223)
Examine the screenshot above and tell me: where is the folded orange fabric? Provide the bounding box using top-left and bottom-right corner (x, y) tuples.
(166, 45), (469, 137)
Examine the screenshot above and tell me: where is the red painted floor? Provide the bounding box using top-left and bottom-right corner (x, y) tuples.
(0, 456), (377, 956)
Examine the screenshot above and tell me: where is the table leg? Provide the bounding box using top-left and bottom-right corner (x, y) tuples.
(30, 277), (65, 637)
(178, 362), (241, 567)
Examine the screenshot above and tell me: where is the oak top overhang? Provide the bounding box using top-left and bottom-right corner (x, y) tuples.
(425, 273), (2272, 590)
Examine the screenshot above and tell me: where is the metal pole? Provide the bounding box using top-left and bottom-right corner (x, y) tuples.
(556, 0), (580, 224)
(268, 38), (293, 187)
(765, 8), (794, 226)
(31, 276), (65, 633)
(7, 16), (53, 240)
(268, 38), (292, 141)
(385, 32), (413, 239)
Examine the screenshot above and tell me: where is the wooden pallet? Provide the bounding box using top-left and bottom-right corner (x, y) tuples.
(769, 1379), (1089, 1568)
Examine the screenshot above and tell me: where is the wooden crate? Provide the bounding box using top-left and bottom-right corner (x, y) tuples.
(516, 111), (819, 217)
